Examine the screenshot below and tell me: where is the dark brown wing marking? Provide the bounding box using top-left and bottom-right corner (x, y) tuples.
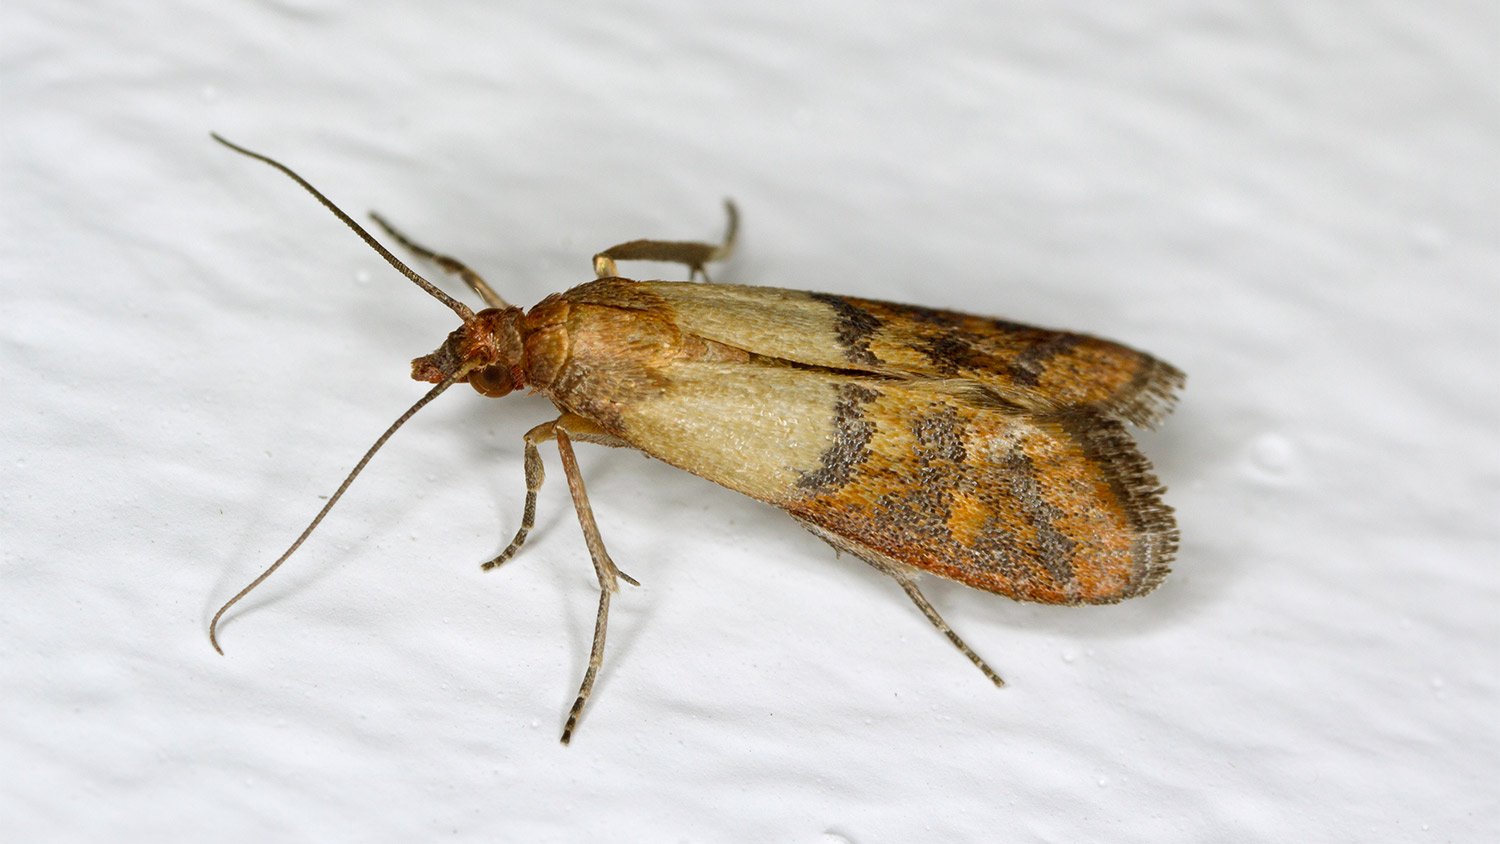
(808, 292), (882, 366)
(797, 383), (879, 490)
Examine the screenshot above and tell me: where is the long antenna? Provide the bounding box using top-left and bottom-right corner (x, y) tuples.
(210, 133), (476, 321)
(209, 377), (457, 653)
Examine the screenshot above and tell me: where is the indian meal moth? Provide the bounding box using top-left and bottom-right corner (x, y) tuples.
(207, 136), (1183, 742)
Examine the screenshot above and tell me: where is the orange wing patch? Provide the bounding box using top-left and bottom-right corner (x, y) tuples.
(782, 380), (1175, 605)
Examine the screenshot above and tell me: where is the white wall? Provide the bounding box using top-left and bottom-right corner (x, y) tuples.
(4, 2), (1495, 840)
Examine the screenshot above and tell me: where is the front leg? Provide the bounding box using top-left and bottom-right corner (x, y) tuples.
(483, 413), (637, 743)
(483, 414), (631, 571)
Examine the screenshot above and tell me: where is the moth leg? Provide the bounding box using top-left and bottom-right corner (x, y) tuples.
(368, 212), (510, 309)
(481, 420), (553, 571)
(887, 571), (1006, 688)
(483, 415), (630, 571)
(553, 422), (639, 743)
(798, 518), (1005, 688)
(592, 200), (738, 282)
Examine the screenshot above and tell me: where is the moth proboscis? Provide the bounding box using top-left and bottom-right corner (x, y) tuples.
(207, 134), (1184, 743)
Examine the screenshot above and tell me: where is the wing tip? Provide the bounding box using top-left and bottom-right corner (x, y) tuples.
(1109, 356), (1187, 429)
(1058, 411), (1179, 601)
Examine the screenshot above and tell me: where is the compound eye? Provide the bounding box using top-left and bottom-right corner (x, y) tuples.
(468, 365), (514, 398)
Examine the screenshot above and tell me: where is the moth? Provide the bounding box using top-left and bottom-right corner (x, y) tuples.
(208, 135), (1183, 743)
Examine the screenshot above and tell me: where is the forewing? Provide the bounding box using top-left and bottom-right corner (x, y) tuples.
(611, 359), (1175, 605)
(617, 281), (1185, 428)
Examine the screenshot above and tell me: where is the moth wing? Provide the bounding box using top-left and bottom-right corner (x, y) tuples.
(611, 360), (1175, 605)
(619, 281), (1185, 428)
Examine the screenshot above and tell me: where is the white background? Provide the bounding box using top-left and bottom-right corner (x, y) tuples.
(4, 1), (1495, 841)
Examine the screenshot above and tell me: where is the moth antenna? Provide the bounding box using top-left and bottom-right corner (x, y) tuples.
(209, 377), (457, 654)
(210, 133), (476, 322)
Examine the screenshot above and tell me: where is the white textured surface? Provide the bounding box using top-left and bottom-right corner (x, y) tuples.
(4, 2), (1496, 840)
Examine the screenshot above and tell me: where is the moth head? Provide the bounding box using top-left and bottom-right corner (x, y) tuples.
(411, 306), (526, 397)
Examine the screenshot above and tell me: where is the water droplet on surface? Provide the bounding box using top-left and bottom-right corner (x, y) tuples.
(1247, 433), (1297, 480)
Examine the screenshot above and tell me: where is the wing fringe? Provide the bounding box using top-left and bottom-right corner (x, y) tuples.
(1056, 411), (1178, 601)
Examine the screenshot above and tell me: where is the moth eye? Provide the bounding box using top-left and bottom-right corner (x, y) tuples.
(469, 366), (514, 398)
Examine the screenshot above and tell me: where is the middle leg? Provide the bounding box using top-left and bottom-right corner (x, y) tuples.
(553, 423), (639, 743)
(592, 200), (739, 282)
